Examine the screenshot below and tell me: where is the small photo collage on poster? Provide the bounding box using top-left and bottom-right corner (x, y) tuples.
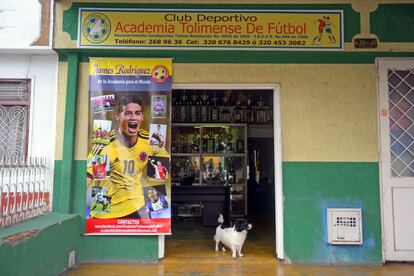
(88, 154), (110, 181)
(89, 186), (112, 215)
(147, 93), (171, 219)
(147, 156), (170, 181)
(92, 120), (112, 145)
(151, 95), (167, 118)
(91, 94), (115, 113)
(143, 185), (170, 219)
(149, 123), (167, 148)
(149, 93), (170, 185)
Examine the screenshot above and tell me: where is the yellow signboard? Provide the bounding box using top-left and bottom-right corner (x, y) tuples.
(79, 9), (343, 50)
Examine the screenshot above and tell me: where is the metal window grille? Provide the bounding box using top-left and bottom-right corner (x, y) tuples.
(0, 158), (50, 229)
(0, 80), (31, 163)
(388, 69), (414, 177)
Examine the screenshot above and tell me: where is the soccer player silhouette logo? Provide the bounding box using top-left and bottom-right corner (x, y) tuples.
(312, 16), (336, 45)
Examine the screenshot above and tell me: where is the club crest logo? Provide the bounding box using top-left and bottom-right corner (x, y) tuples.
(82, 13), (111, 44)
(138, 152), (148, 162)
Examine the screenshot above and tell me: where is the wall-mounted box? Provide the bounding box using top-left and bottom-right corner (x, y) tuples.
(327, 208), (363, 245)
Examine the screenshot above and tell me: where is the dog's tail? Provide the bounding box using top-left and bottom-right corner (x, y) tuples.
(217, 213), (224, 225)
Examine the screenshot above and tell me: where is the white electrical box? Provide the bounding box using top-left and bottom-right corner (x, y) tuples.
(327, 208), (362, 245)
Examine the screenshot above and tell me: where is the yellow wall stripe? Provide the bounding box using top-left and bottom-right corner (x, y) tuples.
(55, 62), (68, 160)
(70, 63), (378, 162)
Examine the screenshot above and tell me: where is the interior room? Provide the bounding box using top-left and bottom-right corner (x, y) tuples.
(167, 88), (276, 256)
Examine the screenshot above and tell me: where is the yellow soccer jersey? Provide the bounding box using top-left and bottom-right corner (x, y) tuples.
(88, 130), (169, 218)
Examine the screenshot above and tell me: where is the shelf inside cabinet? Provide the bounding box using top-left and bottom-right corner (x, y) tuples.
(171, 153), (200, 157)
(171, 123), (248, 217)
(198, 153), (245, 157)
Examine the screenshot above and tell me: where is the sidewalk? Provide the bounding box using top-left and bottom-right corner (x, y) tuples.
(66, 239), (414, 276)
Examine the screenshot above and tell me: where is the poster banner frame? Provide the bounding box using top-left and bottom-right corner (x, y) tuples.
(78, 8), (344, 51)
(85, 57), (172, 235)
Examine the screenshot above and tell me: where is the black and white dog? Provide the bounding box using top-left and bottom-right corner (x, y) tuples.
(214, 214), (253, 258)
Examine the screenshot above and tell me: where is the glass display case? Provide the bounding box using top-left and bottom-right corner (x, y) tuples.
(171, 123), (247, 217)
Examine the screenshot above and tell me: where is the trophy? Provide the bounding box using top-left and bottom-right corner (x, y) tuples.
(217, 161), (224, 180)
(206, 158), (215, 181)
(180, 135), (188, 153)
(190, 94), (198, 122)
(191, 135), (199, 153)
(210, 93), (219, 122)
(217, 133), (226, 153)
(220, 90), (231, 123)
(200, 92), (209, 122)
(180, 93), (188, 122)
(171, 139), (178, 153)
(207, 129), (215, 154)
(236, 129), (244, 153)
(226, 128), (234, 153)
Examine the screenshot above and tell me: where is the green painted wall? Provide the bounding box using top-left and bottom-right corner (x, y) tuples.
(53, 153), (158, 262)
(54, 53), (79, 214)
(50, 47), (158, 264)
(283, 162), (382, 264)
(0, 213), (81, 276)
(57, 49), (414, 63)
(52, 160), (382, 264)
(371, 4), (414, 42)
(69, 160), (159, 262)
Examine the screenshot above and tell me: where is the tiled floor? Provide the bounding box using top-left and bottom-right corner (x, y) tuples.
(66, 238), (414, 276)
(66, 216), (414, 275)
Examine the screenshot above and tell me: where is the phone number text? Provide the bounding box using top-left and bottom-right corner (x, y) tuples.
(113, 38), (307, 47)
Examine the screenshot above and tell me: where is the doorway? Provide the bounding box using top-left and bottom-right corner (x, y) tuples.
(161, 84), (283, 260)
(377, 58), (414, 261)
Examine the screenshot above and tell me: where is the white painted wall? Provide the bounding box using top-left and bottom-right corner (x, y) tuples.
(0, 0), (44, 49)
(0, 54), (58, 197)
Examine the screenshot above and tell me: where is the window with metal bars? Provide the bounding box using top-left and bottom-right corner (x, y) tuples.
(388, 69), (414, 177)
(0, 79), (31, 164)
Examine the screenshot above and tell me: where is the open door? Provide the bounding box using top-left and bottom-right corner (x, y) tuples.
(377, 58), (414, 261)
(161, 84), (284, 260)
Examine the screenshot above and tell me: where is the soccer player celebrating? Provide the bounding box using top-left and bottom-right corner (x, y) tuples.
(91, 188), (108, 212)
(146, 188), (169, 219)
(92, 155), (107, 180)
(149, 158), (168, 180)
(150, 124), (165, 147)
(88, 95), (168, 219)
(152, 96), (165, 116)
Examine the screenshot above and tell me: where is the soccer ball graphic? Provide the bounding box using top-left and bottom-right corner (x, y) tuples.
(154, 68), (166, 80)
(151, 66), (169, 83)
(87, 18), (107, 39)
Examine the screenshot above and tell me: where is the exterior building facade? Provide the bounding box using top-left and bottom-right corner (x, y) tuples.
(0, 1), (60, 274)
(0, 1), (57, 224)
(1, 1), (414, 275)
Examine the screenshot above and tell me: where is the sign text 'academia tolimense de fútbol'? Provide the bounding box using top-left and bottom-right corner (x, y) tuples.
(79, 9), (343, 50)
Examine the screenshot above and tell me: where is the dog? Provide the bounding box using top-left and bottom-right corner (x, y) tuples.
(214, 214), (252, 258)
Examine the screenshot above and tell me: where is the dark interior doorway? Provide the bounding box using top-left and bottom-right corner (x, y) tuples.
(247, 137), (275, 217)
(168, 89), (276, 246)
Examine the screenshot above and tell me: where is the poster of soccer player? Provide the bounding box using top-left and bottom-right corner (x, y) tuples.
(86, 58), (172, 235)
